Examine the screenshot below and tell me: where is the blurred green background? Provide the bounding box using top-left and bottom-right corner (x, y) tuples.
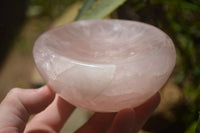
(0, 0), (200, 132)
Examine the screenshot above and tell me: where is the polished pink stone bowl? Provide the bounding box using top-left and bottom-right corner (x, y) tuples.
(33, 19), (176, 112)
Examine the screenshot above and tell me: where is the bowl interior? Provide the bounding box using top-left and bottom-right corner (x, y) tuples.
(43, 20), (167, 64)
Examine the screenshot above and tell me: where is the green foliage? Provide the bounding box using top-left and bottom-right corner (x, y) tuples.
(75, 0), (126, 20)
(186, 121), (198, 133)
(28, 0), (80, 18)
(75, 0), (96, 20)
(127, 1), (200, 132)
(196, 113), (200, 133)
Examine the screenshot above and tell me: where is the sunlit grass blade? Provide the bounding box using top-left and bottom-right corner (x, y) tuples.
(75, 0), (126, 20)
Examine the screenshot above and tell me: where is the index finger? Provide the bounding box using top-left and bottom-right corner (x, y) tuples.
(24, 94), (75, 133)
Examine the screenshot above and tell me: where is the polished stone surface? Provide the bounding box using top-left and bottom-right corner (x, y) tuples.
(33, 19), (176, 112)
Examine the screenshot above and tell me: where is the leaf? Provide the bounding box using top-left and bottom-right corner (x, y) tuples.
(75, 0), (126, 20)
(75, 0), (96, 20)
(52, 1), (83, 27)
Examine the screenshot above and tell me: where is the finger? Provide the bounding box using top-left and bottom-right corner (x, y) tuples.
(109, 108), (135, 133)
(0, 86), (55, 133)
(75, 112), (116, 133)
(24, 95), (75, 133)
(132, 92), (161, 133)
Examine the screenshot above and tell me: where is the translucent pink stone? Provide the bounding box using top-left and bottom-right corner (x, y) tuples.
(33, 19), (176, 112)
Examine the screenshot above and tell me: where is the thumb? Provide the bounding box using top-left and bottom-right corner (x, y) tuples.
(0, 86), (55, 133)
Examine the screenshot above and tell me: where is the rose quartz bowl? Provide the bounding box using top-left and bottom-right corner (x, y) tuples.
(33, 19), (176, 112)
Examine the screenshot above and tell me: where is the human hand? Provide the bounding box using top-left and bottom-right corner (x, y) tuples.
(0, 86), (160, 133)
